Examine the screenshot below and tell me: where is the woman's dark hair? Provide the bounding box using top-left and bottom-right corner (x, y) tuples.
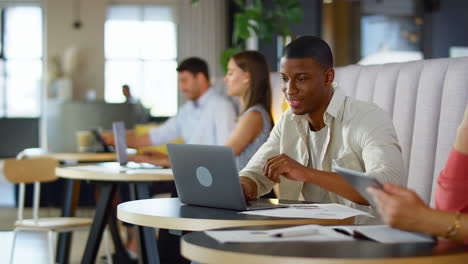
(231, 51), (273, 125)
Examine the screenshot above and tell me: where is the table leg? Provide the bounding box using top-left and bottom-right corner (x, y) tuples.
(107, 211), (135, 263)
(129, 183), (160, 264)
(57, 179), (80, 264)
(82, 183), (116, 264)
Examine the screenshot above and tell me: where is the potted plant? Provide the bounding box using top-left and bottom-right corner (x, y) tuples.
(192, 0), (303, 72)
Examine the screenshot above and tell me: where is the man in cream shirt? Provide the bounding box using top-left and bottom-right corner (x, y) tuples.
(240, 36), (404, 223)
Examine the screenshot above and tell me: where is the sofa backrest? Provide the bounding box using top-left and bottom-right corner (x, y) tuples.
(334, 57), (468, 205)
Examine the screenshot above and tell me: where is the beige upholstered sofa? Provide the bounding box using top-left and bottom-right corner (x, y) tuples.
(334, 57), (468, 205)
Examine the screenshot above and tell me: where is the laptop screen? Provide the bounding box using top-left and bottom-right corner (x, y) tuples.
(112, 121), (128, 165)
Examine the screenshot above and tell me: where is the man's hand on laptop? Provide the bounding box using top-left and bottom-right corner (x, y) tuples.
(129, 150), (171, 168)
(240, 177), (258, 201)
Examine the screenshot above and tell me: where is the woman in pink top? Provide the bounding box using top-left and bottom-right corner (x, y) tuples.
(368, 105), (468, 243)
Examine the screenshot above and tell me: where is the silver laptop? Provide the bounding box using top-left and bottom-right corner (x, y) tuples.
(167, 143), (286, 211)
(112, 121), (162, 169)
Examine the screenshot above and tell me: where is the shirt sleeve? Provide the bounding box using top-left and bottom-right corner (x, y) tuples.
(212, 98), (237, 145)
(435, 149), (468, 213)
(239, 113), (283, 197)
(148, 110), (183, 146)
(357, 107), (405, 186)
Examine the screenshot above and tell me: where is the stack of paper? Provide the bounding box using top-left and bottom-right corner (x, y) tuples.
(240, 203), (373, 219)
(205, 225), (353, 243)
(205, 224), (435, 244)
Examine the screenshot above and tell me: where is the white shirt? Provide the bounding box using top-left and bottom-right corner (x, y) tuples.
(240, 88), (404, 223)
(148, 88), (237, 146)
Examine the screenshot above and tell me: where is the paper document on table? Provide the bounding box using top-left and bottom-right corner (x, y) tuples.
(205, 225), (354, 243)
(73, 165), (121, 173)
(331, 225), (435, 244)
(126, 168), (172, 174)
(240, 203), (373, 219)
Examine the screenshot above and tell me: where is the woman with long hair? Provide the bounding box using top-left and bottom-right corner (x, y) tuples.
(224, 50), (273, 171)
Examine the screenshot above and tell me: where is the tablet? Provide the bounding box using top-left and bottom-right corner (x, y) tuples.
(333, 166), (383, 207)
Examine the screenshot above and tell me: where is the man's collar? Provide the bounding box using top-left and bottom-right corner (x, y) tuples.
(325, 87), (346, 121)
(192, 87), (213, 108)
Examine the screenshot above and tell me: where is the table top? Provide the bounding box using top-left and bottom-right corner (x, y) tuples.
(20, 148), (117, 162)
(55, 162), (173, 182)
(43, 152), (117, 162)
(181, 225), (468, 264)
(117, 198), (354, 231)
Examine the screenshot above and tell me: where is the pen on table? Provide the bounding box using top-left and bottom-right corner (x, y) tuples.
(270, 228), (319, 238)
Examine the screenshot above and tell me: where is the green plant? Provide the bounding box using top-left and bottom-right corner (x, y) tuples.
(221, 0), (303, 72)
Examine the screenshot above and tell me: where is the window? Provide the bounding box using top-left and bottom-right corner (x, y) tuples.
(0, 6), (43, 117)
(105, 5), (178, 117)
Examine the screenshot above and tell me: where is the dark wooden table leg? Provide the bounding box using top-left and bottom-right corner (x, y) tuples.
(57, 179), (80, 264)
(129, 183), (160, 264)
(81, 183), (116, 264)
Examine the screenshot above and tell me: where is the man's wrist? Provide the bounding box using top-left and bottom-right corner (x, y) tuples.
(240, 176), (258, 198)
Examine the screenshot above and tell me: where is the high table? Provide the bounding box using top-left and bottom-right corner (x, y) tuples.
(181, 225), (468, 264)
(56, 162), (173, 264)
(118, 198), (354, 263)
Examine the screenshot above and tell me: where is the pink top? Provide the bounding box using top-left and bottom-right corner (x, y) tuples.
(435, 149), (468, 213)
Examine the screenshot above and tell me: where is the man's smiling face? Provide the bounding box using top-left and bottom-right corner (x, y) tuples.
(280, 57), (333, 116)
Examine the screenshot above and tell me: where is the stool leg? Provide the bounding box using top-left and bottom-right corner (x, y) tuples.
(48, 230), (56, 264)
(9, 230), (18, 264)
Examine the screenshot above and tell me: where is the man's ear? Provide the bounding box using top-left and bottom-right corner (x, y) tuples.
(325, 68), (335, 86)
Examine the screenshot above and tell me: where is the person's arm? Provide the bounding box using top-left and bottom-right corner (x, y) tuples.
(435, 105), (468, 212)
(263, 154), (369, 205)
(239, 111), (284, 199)
(368, 183), (468, 243)
(128, 150), (170, 167)
(101, 129), (151, 148)
(357, 108), (404, 186)
(126, 130), (152, 148)
(146, 112), (182, 147)
(225, 110), (263, 155)
(212, 99), (237, 145)
(100, 113), (181, 148)
(455, 105), (468, 155)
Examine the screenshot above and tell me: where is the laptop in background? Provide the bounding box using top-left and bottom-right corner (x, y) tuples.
(112, 121), (162, 169)
(167, 143), (286, 211)
(91, 129), (113, 153)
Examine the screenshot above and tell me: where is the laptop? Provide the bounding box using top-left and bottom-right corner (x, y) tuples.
(91, 129), (113, 153)
(333, 166), (383, 207)
(167, 143), (287, 211)
(112, 121), (162, 169)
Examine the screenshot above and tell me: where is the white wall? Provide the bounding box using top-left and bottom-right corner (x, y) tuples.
(45, 0), (107, 100)
(44, 0), (228, 102)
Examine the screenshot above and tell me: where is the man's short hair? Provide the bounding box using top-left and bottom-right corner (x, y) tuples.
(176, 57), (210, 80)
(282, 36), (334, 69)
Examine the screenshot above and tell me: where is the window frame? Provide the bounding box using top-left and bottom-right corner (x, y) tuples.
(104, 4), (178, 118)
